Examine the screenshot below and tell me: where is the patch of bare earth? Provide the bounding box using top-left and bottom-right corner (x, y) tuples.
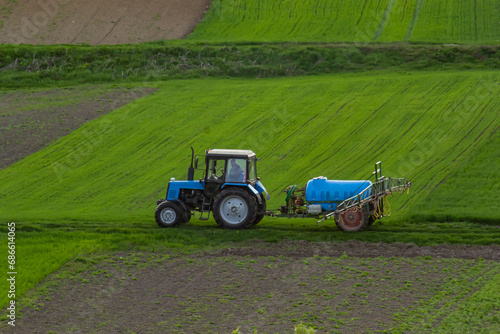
(0, 86), (155, 169)
(0, 0), (212, 45)
(3, 240), (498, 333)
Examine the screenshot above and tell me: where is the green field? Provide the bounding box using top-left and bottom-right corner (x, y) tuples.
(1, 71), (498, 223)
(189, 0), (500, 43)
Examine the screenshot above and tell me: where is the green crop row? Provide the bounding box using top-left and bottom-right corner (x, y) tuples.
(392, 262), (500, 333)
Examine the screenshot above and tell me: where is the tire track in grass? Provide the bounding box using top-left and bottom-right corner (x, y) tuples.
(314, 0), (322, 17)
(402, 0), (408, 20)
(356, 0), (369, 25)
(426, 118), (493, 199)
(474, 0), (478, 41)
(373, 0), (395, 41)
(408, 104), (493, 195)
(405, 0), (423, 41)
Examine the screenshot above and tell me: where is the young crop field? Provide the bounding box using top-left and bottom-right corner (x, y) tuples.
(189, 0), (500, 43)
(0, 71), (498, 224)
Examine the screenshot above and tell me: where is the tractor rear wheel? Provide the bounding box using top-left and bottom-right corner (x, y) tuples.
(213, 188), (258, 229)
(155, 201), (183, 227)
(250, 194), (266, 226)
(335, 208), (368, 232)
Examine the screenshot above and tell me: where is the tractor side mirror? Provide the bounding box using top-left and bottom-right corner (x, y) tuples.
(194, 157), (199, 169)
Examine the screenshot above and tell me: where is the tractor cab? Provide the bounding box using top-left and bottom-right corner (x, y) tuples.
(204, 149), (257, 183)
(155, 148), (270, 230)
(200, 149), (258, 197)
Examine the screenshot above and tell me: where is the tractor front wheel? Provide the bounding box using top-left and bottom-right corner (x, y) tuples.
(213, 188), (258, 229)
(335, 208), (368, 232)
(182, 210), (192, 224)
(155, 201), (183, 227)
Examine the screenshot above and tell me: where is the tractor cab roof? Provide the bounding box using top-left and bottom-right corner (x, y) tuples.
(206, 149), (256, 158)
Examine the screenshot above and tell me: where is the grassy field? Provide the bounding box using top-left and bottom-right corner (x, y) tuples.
(189, 0), (500, 43)
(411, 129), (500, 223)
(1, 42), (498, 89)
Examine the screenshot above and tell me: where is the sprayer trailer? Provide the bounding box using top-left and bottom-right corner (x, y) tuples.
(155, 148), (412, 232)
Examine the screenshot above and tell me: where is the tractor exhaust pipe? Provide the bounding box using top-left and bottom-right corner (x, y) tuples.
(187, 147), (195, 181)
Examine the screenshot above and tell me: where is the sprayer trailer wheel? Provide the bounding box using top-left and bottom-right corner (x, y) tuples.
(335, 208), (368, 232)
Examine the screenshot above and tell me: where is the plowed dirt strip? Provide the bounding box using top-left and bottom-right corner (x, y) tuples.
(4, 240), (498, 334)
(0, 0), (211, 45)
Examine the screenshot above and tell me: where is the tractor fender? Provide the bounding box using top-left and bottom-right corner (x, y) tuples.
(255, 180), (271, 201)
(173, 199), (188, 213)
(221, 183), (262, 204)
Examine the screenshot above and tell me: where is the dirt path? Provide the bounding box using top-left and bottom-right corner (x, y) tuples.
(3, 240), (498, 333)
(0, 0), (212, 45)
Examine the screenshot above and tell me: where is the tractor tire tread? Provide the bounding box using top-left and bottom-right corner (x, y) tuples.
(213, 188), (258, 230)
(155, 201), (182, 228)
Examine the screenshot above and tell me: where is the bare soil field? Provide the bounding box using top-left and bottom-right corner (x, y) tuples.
(0, 0), (212, 45)
(4, 240), (499, 333)
(0, 86), (155, 169)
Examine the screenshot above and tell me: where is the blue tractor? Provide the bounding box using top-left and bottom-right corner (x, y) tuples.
(156, 149), (411, 231)
(155, 149), (270, 229)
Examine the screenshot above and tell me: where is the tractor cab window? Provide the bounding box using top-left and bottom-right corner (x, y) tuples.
(207, 158), (226, 181)
(248, 158), (257, 183)
(226, 158), (247, 183)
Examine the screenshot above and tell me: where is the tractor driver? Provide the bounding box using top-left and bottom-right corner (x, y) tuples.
(227, 159), (244, 182)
